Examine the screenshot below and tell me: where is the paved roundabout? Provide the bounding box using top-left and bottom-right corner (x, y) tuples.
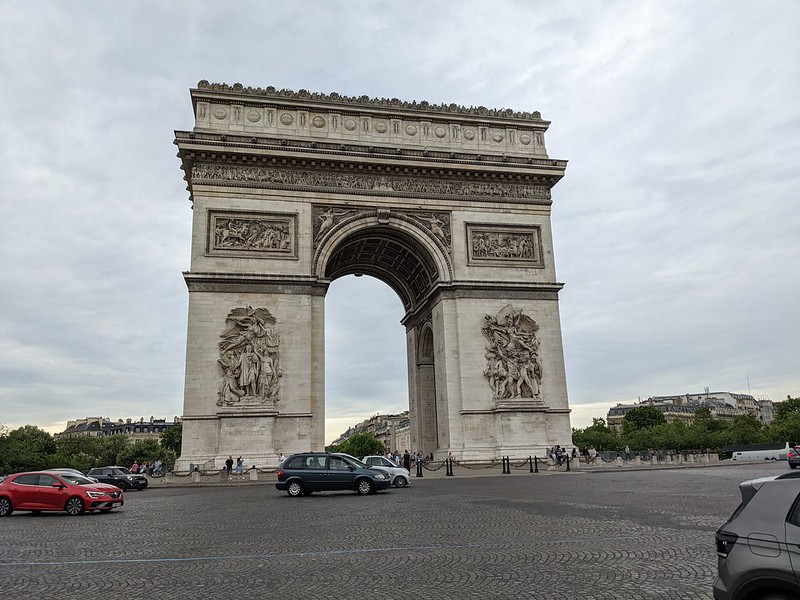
(0, 462), (788, 599)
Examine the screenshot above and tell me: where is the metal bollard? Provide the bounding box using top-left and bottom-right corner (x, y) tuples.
(503, 456), (511, 474)
(529, 456), (534, 473)
(446, 458), (454, 476)
(534, 456), (539, 473)
(566, 456), (570, 471)
(416, 460), (423, 477)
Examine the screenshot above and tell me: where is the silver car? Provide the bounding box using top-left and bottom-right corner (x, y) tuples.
(361, 455), (410, 488)
(713, 472), (800, 599)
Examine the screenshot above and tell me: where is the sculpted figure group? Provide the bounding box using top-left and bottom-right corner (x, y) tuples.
(214, 217), (292, 252)
(472, 231), (535, 260)
(217, 306), (282, 406)
(482, 304), (543, 400)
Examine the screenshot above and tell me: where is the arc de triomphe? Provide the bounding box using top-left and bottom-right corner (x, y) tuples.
(173, 81), (571, 470)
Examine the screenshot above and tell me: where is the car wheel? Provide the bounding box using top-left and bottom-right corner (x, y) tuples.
(65, 497), (85, 516)
(287, 480), (304, 497)
(0, 497), (13, 517)
(356, 479), (374, 495)
(116, 481), (128, 491)
(394, 475), (408, 488)
(790, 463), (798, 469)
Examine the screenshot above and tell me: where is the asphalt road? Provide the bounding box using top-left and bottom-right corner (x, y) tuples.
(0, 462), (791, 599)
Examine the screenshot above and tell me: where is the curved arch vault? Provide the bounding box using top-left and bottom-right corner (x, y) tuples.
(174, 82), (572, 469)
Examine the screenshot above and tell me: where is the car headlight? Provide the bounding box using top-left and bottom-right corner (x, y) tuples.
(373, 472), (389, 480)
(86, 491), (106, 499)
(127, 476), (134, 480)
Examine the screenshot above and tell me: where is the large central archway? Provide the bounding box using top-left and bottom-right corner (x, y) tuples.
(173, 81), (572, 469)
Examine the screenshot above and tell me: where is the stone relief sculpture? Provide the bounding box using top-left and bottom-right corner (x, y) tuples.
(472, 231), (534, 260)
(482, 304), (542, 401)
(211, 213), (294, 255)
(217, 306), (283, 407)
(313, 207), (355, 244)
(467, 225), (542, 266)
(192, 163), (550, 201)
(412, 212), (451, 248)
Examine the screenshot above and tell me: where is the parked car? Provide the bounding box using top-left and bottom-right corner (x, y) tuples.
(361, 455), (410, 488)
(49, 468), (98, 482)
(713, 472), (800, 599)
(787, 446), (800, 469)
(275, 452), (391, 497)
(0, 470), (124, 517)
(86, 466), (148, 491)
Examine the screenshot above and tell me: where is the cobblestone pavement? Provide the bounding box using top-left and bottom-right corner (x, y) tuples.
(0, 462), (789, 599)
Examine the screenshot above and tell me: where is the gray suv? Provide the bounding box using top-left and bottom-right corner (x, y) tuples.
(714, 473), (800, 599)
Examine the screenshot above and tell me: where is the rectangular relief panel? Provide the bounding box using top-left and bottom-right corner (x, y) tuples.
(207, 210), (298, 259)
(465, 223), (544, 267)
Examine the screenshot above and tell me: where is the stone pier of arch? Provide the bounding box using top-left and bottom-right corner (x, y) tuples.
(173, 81), (572, 470)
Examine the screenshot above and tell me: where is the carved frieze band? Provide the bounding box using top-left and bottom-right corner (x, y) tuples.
(312, 204), (451, 251)
(207, 210), (297, 259)
(466, 223), (543, 268)
(191, 163), (551, 202)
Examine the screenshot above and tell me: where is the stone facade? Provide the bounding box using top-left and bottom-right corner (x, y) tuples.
(174, 82), (571, 469)
(606, 392), (773, 431)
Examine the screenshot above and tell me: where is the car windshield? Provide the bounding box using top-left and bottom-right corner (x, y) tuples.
(112, 468), (132, 475)
(340, 455), (367, 468)
(58, 474), (96, 485)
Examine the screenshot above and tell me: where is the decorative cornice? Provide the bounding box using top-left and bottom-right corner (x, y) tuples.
(196, 80), (547, 123)
(184, 272), (328, 295)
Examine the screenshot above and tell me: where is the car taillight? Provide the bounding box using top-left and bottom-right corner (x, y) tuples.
(277, 470), (285, 479)
(716, 530), (738, 557)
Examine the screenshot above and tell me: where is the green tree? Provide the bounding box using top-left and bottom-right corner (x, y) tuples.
(117, 438), (163, 467)
(572, 418), (620, 451)
(329, 433), (384, 458)
(723, 413), (766, 445)
(160, 423), (182, 454)
(765, 411), (800, 444)
(622, 406), (666, 434)
(0, 426), (57, 472)
(774, 396), (800, 423)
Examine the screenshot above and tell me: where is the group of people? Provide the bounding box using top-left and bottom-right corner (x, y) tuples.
(578, 446), (599, 463)
(131, 459), (163, 476)
(225, 455), (245, 479)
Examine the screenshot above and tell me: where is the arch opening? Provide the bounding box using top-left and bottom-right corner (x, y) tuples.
(323, 225), (440, 313)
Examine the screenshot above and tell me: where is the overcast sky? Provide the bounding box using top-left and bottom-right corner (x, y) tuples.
(1, 1), (798, 444)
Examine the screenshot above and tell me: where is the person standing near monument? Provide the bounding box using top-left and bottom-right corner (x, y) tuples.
(235, 456), (243, 479)
(225, 455), (234, 475)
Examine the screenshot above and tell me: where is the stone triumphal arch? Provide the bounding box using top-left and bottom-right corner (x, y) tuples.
(173, 81), (571, 470)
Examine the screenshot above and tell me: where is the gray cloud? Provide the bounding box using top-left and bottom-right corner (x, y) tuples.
(1, 1), (797, 442)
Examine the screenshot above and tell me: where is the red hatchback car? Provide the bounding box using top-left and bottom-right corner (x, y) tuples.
(0, 470), (124, 517)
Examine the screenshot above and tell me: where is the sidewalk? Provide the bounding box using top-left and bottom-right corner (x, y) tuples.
(144, 455), (736, 488)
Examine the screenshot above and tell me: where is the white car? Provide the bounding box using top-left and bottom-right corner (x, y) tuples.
(361, 455), (410, 488)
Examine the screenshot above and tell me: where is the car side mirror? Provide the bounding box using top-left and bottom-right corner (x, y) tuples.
(349, 465), (355, 471)
(51, 482), (64, 489)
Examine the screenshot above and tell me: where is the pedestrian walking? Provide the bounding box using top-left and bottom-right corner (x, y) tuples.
(235, 456), (243, 479)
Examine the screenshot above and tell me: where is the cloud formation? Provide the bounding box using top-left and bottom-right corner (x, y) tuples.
(1, 1), (797, 444)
